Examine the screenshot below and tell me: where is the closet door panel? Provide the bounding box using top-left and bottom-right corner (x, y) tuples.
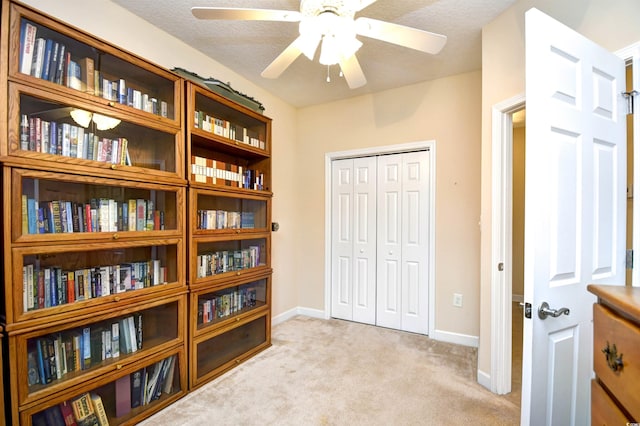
(401, 151), (430, 334)
(331, 160), (354, 320)
(377, 155), (403, 329)
(352, 157), (377, 324)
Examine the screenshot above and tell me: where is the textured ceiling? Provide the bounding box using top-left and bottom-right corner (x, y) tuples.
(110, 0), (517, 108)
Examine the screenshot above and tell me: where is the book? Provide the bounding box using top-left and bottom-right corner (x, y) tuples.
(79, 57), (95, 94)
(20, 21), (37, 75)
(27, 197), (37, 234)
(41, 39), (54, 81)
(31, 37), (46, 78)
(27, 341), (40, 386)
(130, 368), (144, 408)
(90, 393), (109, 426)
(81, 327), (91, 369)
(111, 322), (120, 358)
(70, 393), (99, 426)
(47, 40), (60, 82)
(58, 401), (78, 426)
(115, 375), (131, 417)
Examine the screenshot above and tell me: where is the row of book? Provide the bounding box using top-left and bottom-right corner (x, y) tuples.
(32, 355), (176, 425)
(23, 260), (167, 312)
(191, 155), (265, 190)
(27, 314), (143, 387)
(20, 21), (169, 118)
(198, 286), (259, 325)
(21, 196), (165, 235)
(196, 246), (261, 278)
(193, 110), (266, 150)
(20, 115), (132, 164)
(116, 356), (177, 417)
(33, 392), (110, 426)
(197, 209), (255, 230)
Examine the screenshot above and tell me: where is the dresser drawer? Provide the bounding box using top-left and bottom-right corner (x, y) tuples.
(591, 379), (631, 425)
(593, 303), (640, 420)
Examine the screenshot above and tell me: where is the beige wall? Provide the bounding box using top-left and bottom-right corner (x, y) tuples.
(297, 71), (482, 339)
(19, 0), (301, 318)
(480, 0), (640, 378)
(512, 126), (525, 297)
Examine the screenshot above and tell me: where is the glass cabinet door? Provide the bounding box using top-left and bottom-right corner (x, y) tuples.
(11, 5), (180, 125)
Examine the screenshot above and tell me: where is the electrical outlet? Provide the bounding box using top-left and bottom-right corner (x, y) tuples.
(453, 293), (463, 308)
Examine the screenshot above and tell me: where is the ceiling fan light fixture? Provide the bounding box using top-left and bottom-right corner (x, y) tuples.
(70, 108), (93, 128)
(70, 108), (121, 130)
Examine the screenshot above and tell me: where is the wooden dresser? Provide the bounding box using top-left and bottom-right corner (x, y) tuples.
(588, 284), (640, 424)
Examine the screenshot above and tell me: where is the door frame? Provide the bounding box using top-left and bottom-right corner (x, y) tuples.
(324, 140), (437, 337)
(490, 94), (525, 394)
(489, 43), (640, 396)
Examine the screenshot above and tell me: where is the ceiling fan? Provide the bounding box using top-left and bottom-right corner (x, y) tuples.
(192, 0), (447, 89)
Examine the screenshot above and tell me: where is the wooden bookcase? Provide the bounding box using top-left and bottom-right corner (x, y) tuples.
(1, 1), (188, 424)
(185, 81), (272, 390)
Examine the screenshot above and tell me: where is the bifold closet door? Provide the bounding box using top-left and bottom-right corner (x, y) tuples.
(376, 151), (430, 334)
(331, 157), (377, 324)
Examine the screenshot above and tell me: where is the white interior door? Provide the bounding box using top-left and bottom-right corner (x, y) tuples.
(377, 152), (430, 333)
(376, 154), (403, 330)
(331, 157), (377, 323)
(353, 157), (378, 324)
(400, 151), (430, 334)
(522, 8), (625, 425)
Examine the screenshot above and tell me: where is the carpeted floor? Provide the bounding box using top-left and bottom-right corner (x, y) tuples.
(140, 316), (520, 425)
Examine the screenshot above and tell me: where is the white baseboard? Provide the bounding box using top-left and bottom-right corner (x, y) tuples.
(272, 307), (326, 326)
(274, 309), (479, 349)
(431, 329), (479, 348)
(477, 369), (491, 390)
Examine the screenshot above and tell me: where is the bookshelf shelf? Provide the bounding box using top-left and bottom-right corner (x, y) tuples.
(1, 1), (187, 424)
(186, 81), (273, 390)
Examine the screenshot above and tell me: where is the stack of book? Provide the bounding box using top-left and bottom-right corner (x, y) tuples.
(20, 20), (168, 118)
(197, 286), (258, 325)
(193, 110), (265, 150)
(191, 155), (264, 190)
(196, 246), (261, 278)
(27, 314), (142, 387)
(21, 196), (164, 235)
(23, 260), (167, 312)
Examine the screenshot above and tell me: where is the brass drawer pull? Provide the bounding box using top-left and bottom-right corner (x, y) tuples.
(602, 341), (623, 372)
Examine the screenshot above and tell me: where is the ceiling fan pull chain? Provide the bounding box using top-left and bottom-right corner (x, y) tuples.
(326, 65), (331, 83)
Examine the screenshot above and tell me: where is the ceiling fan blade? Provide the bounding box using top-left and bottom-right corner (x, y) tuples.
(192, 7), (301, 22)
(261, 39), (304, 79)
(354, 0), (378, 12)
(355, 17), (447, 54)
(339, 55), (366, 89)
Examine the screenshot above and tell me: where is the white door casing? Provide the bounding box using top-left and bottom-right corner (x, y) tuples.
(522, 8), (625, 426)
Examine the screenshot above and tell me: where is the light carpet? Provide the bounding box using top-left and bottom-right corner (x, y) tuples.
(140, 316), (520, 425)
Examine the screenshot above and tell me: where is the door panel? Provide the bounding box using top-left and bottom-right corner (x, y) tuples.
(377, 155), (403, 329)
(353, 157), (377, 324)
(522, 8), (625, 425)
(331, 160), (354, 320)
(401, 151), (430, 334)
(332, 151), (430, 334)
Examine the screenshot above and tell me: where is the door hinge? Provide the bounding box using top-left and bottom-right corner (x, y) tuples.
(626, 249), (634, 270)
(622, 90), (638, 115)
